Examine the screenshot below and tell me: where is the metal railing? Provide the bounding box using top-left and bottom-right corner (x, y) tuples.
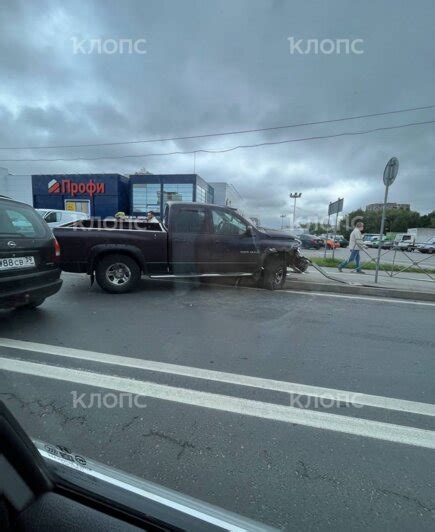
(358, 246), (434, 284)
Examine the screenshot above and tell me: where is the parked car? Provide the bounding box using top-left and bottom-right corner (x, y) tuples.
(362, 234), (380, 245)
(298, 234), (323, 249)
(367, 236), (394, 249)
(334, 236), (348, 248)
(0, 197), (62, 309)
(36, 209), (89, 228)
(54, 201), (309, 293)
(416, 237), (435, 253)
(325, 238), (340, 249)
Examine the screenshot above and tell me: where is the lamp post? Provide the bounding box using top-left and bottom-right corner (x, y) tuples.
(280, 213), (287, 229)
(289, 193), (302, 229)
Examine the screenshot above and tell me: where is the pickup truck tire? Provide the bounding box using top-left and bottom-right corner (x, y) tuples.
(95, 254), (141, 294)
(260, 257), (287, 290)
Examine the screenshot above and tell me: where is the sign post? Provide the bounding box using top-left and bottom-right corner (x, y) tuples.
(326, 198), (344, 259)
(323, 213), (330, 258)
(374, 157), (399, 283)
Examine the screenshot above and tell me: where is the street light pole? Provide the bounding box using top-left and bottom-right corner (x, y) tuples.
(289, 192), (302, 229)
(280, 213), (286, 229)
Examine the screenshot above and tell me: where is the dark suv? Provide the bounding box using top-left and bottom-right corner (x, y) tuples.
(0, 197), (62, 309)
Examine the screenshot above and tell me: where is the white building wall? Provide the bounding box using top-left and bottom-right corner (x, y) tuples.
(209, 182), (241, 207)
(0, 170), (33, 205)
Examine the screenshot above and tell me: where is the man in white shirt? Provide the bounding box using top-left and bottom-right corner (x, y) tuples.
(146, 211), (160, 224)
(338, 222), (365, 273)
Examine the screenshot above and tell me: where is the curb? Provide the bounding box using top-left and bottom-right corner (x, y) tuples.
(284, 278), (435, 302)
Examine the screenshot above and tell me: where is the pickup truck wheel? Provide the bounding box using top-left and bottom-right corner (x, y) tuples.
(260, 259), (287, 290)
(96, 254), (140, 294)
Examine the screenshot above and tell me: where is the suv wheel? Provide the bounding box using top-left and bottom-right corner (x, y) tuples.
(259, 258), (287, 290)
(96, 254), (141, 293)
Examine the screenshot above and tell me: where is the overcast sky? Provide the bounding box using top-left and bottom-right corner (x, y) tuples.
(1, 0), (434, 226)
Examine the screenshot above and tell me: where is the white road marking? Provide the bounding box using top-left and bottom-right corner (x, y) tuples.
(1, 356), (434, 449)
(0, 338), (434, 417)
(282, 290), (435, 306)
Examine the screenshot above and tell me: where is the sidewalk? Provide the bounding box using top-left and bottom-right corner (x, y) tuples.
(285, 266), (435, 302)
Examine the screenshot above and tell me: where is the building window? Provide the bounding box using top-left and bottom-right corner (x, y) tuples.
(162, 183), (193, 204)
(132, 183), (160, 213)
(196, 184), (207, 203)
(206, 186), (214, 204)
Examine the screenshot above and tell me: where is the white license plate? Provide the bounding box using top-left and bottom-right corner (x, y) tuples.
(0, 256), (35, 271)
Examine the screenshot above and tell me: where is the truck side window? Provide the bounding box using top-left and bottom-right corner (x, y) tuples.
(211, 209), (247, 236)
(172, 208), (208, 234)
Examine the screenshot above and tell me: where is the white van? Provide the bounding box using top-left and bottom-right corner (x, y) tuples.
(36, 209), (90, 228)
(395, 228), (435, 251)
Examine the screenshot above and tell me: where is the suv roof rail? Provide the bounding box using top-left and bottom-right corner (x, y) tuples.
(0, 195), (11, 199)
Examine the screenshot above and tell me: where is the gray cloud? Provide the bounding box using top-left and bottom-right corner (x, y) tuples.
(0, 0), (434, 228)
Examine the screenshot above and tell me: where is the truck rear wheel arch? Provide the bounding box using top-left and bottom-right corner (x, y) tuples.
(88, 246), (147, 275)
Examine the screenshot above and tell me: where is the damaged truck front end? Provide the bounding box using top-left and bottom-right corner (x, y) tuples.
(254, 228), (309, 290)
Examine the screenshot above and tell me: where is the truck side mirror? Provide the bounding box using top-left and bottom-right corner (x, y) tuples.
(245, 226), (253, 237)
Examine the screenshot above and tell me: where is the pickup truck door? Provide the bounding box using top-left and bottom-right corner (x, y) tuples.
(208, 208), (260, 273)
(169, 206), (215, 274)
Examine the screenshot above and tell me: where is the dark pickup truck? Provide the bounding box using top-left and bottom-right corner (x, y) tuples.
(54, 202), (308, 293)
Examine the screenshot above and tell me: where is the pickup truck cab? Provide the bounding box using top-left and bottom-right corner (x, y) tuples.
(54, 202), (308, 293)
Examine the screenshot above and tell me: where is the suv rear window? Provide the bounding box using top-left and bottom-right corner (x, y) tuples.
(0, 202), (48, 238)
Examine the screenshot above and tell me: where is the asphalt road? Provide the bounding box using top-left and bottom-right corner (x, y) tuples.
(1, 273), (434, 530)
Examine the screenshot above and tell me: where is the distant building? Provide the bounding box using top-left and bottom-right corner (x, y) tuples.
(366, 203), (410, 212)
(0, 169), (33, 205)
(209, 182), (242, 208)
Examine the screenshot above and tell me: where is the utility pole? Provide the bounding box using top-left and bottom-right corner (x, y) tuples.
(280, 213), (286, 229)
(289, 192), (302, 229)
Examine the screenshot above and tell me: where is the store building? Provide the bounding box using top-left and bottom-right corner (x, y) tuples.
(1, 172), (224, 218)
(209, 182), (242, 208)
(130, 174), (214, 217)
(32, 174), (129, 218)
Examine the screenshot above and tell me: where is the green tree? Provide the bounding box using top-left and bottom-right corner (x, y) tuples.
(338, 207), (429, 237)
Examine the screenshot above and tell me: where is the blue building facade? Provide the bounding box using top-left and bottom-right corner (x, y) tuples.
(130, 174), (214, 217)
(31, 173), (215, 218)
(32, 174), (130, 218)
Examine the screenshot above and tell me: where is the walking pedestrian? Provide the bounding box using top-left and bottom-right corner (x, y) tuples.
(338, 222), (365, 273)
